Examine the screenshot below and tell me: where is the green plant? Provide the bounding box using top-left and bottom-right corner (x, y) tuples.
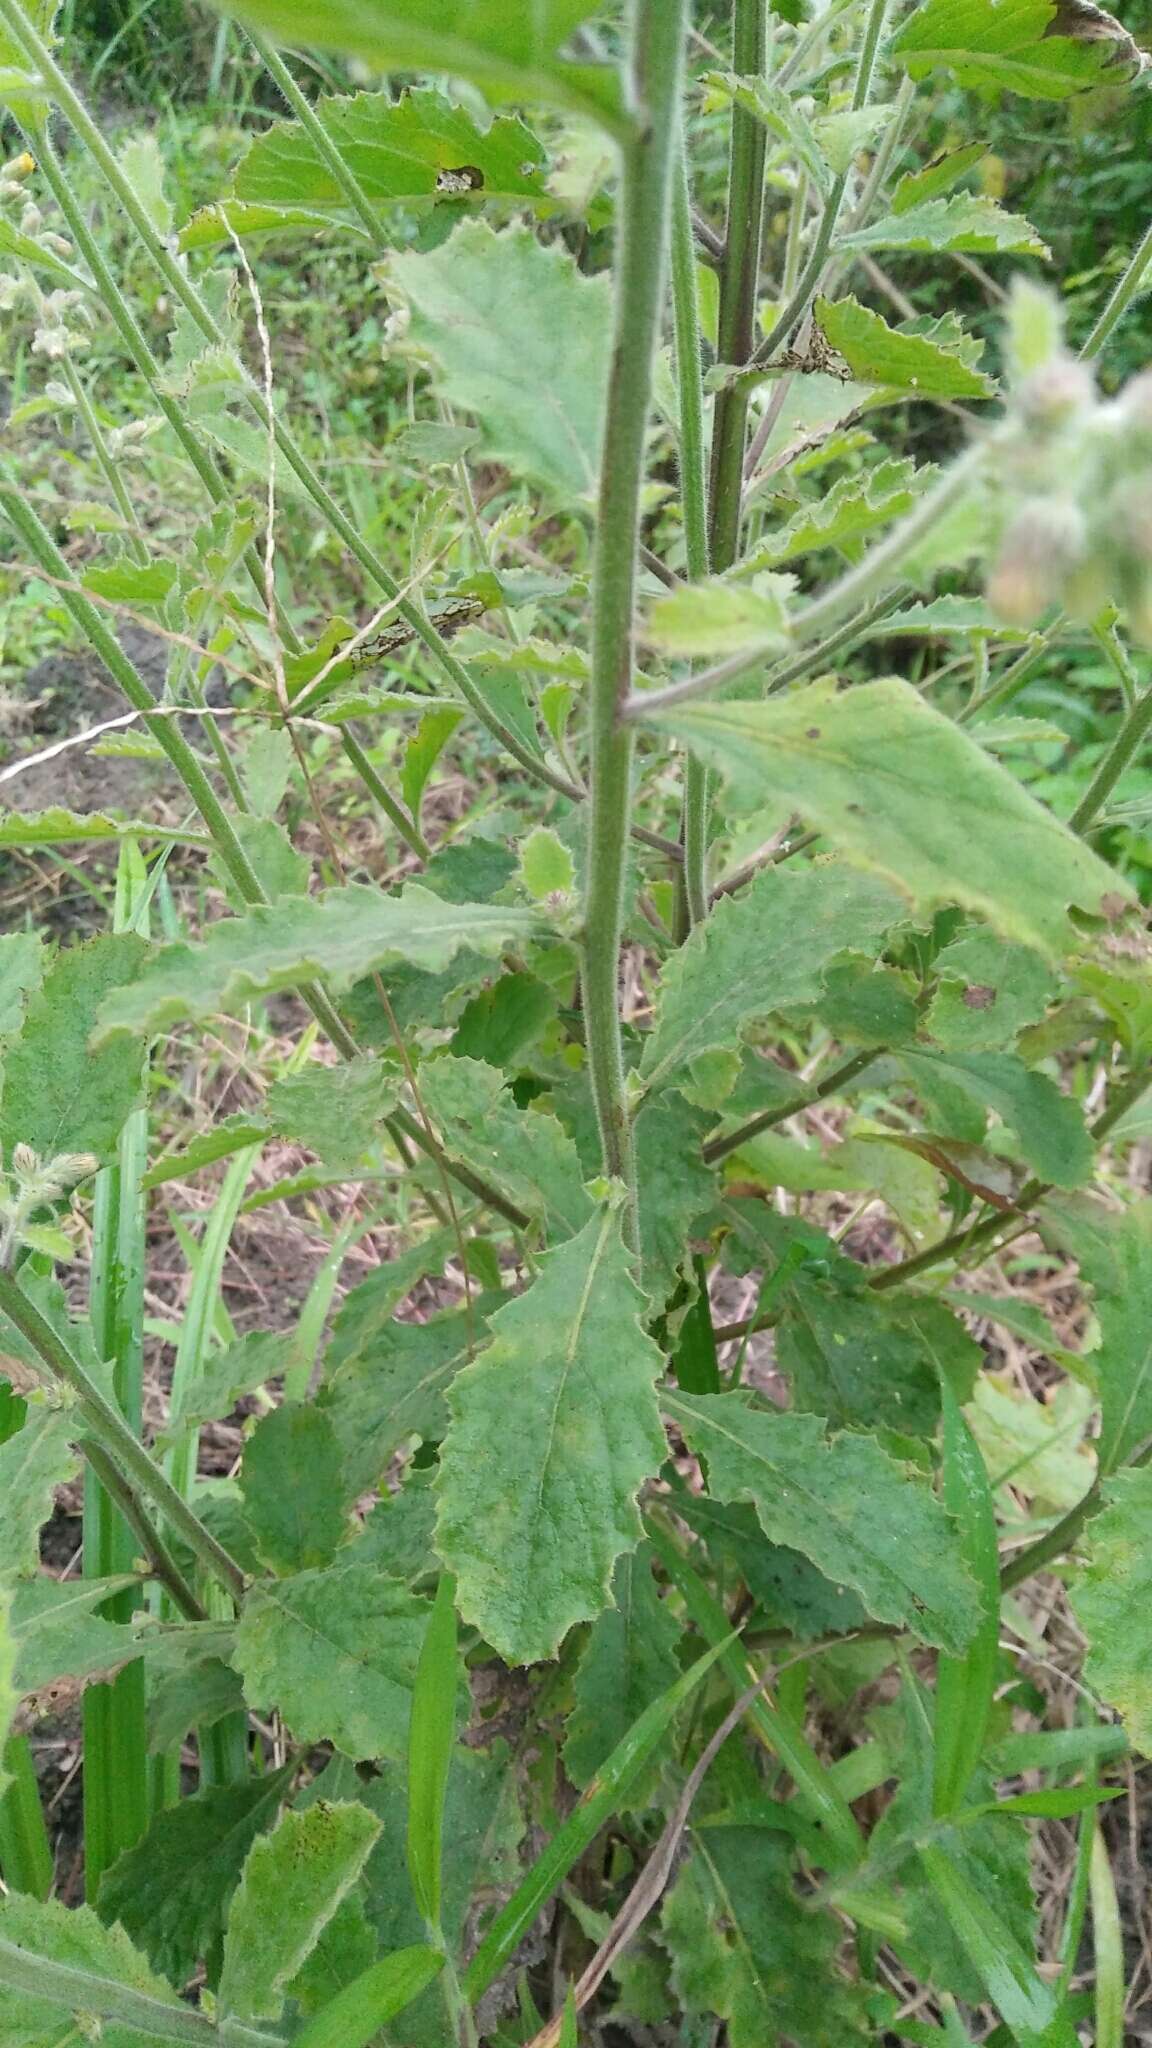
(2, 1), (1152, 2042)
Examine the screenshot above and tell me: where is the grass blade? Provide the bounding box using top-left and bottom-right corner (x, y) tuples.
(919, 1841), (1077, 2046)
(1088, 1823), (1124, 2048)
(0, 1737), (53, 1898)
(933, 1383), (1000, 1817)
(406, 1569), (459, 1931)
(291, 1945), (445, 2048)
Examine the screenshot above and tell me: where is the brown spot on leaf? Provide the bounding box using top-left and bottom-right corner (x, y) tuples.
(962, 983), (997, 1011)
(1101, 891), (1130, 922)
(805, 727), (821, 740)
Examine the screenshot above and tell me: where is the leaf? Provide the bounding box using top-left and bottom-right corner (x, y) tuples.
(0, 1893), (189, 2048)
(239, 726), (294, 817)
(645, 573), (792, 657)
(10, 1576), (136, 1698)
(519, 825), (575, 902)
(0, 932), (44, 1042)
(901, 1049), (1094, 1187)
(633, 1095), (717, 1310)
(92, 884), (537, 1043)
(185, 88), (548, 247)
(291, 1946), (446, 2048)
(389, 221), (611, 501)
(215, 0), (625, 131)
(816, 296), (995, 400)
(343, 1474), (438, 1585)
(894, 0), (1139, 99)
(417, 1057), (593, 1244)
(563, 1544), (682, 1794)
(918, 1844), (1076, 2046)
(704, 71), (833, 194)
(147, 1653), (246, 1755)
(968, 1371), (1095, 1511)
(169, 1327), (288, 1431)
(0, 933), (148, 1166)
(639, 860), (903, 1103)
(1041, 1195), (1152, 1472)
(95, 1765), (294, 1990)
(0, 1406), (78, 1578)
(318, 1300), (484, 1498)
(406, 1571), (459, 1927)
(220, 1801), (381, 2021)
(239, 1403), (348, 1574)
(934, 1387), (1000, 1816)
(662, 1825), (869, 2048)
(892, 142), (989, 212)
(402, 705), (464, 817)
(647, 678), (1131, 959)
(1070, 1467), (1152, 1752)
(839, 194), (1049, 258)
(435, 1205), (666, 1664)
(267, 1057), (398, 1170)
(234, 1562), (429, 1761)
(665, 1392), (980, 1650)
(285, 1893), (377, 2018)
(451, 971), (557, 1067)
(775, 1275), (980, 1437)
(926, 931), (1057, 1052)
(743, 459), (925, 569)
(143, 1113), (271, 1189)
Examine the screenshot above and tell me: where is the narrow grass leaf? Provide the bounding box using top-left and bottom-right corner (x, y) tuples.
(933, 1386), (1001, 1816)
(406, 1570), (460, 1929)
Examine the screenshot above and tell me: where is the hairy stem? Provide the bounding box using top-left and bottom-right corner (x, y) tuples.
(0, 1269), (247, 1604)
(1068, 678), (1152, 834)
(621, 586), (907, 720)
(708, 0), (767, 573)
(670, 143), (712, 929)
(1080, 215), (1152, 362)
(582, 0), (686, 1218)
(247, 30), (382, 245)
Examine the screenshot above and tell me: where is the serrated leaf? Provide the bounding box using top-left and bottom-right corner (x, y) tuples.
(390, 221), (611, 500)
(648, 678), (1131, 958)
(234, 1562), (429, 1760)
(239, 1403), (348, 1573)
(816, 296), (995, 399)
(436, 1206), (666, 1663)
(743, 459), (925, 569)
(634, 1094), (717, 1310)
(220, 1800), (381, 2021)
(184, 88), (548, 249)
(704, 71), (833, 193)
(926, 932), (1057, 1052)
(892, 142), (989, 212)
(839, 194), (1049, 258)
(0, 1406), (78, 1578)
(639, 861), (903, 1103)
(267, 1056), (398, 1170)
(0, 807), (201, 850)
(92, 884), (537, 1043)
(213, 0), (624, 130)
(665, 1392), (980, 1649)
(663, 1825), (870, 2048)
(563, 1544), (682, 1794)
(901, 1048), (1093, 1186)
(894, 0), (1142, 99)
(0, 933), (149, 1166)
(0, 1893), (188, 2047)
(0, 932), (44, 1042)
(1072, 1467), (1152, 1753)
(417, 1056), (593, 1243)
(319, 1300), (485, 1498)
(519, 824), (575, 901)
(9, 1576), (137, 1699)
(95, 1765), (294, 1990)
(776, 1277), (980, 1436)
(1041, 1195), (1152, 1472)
(645, 573), (791, 656)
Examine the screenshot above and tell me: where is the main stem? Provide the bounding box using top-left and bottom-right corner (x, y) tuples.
(583, 0), (686, 1225)
(708, 0), (767, 573)
(670, 144), (712, 930)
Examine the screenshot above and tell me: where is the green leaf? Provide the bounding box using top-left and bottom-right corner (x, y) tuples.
(318, 1300), (484, 1498)
(0, 810), (206, 853)
(267, 1057), (398, 1170)
(816, 296), (995, 400)
(648, 678), (1130, 959)
(436, 1204), (666, 1663)
(918, 1843), (1076, 2046)
(343, 1474), (438, 1585)
(292, 1946), (445, 2048)
(892, 142), (989, 213)
(406, 1570), (459, 1927)
(704, 71), (833, 194)
(220, 1800), (380, 2021)
(389, 221), (611, 501)
(645, 573), (792, 657)
(639, 860), (903, 1103)
(215, 0), (625, 131)
(169, 1328), (288, 1432)
(775, 1275), (980, 1437)
(633, 1095), (717, 1310)
(185, 87), (548, 247)
(1041, 1196), (1152, 1473)
(840, 194), (1049, 258)
(95, 1765), (294, 1991)
(92, 884), (537, 1043)
(417, 1056), (593, 1244)
(402, 705), (463, 818)
(663, 1825), (869, 2048)
(0, 932), (44, 1042)
(1071, 1467), (1152, 1752)
(563, 1544), (682, 1794)
(894, 0), (1136, 100)
(239, 1403), (348, 1574)
(0, 1893), (189, 2048)
(743, 459), (924, 569)
(143, 1114), (271, 1190)
(239, 726), (294, 817)
(519, 824), (575, 902)
(284, 1893), (377, 2018)
(926, 931), (1057, 1052)
(0, 1406), (78, 1578)
(234, 1562), (429, 1761)
(665, 1392), (980, 1650)
(933, 1386), (1000, 1816)
(9, 1576), (136, 1698)
(901, 1049), (1094, 1187)
(450, 970), (557, 1067)
(0, 933), (148, 1166)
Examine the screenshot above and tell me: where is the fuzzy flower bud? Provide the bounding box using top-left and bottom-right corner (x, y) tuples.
(1015, 355), (1096, 431)
(987, 498), (1088, 628)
